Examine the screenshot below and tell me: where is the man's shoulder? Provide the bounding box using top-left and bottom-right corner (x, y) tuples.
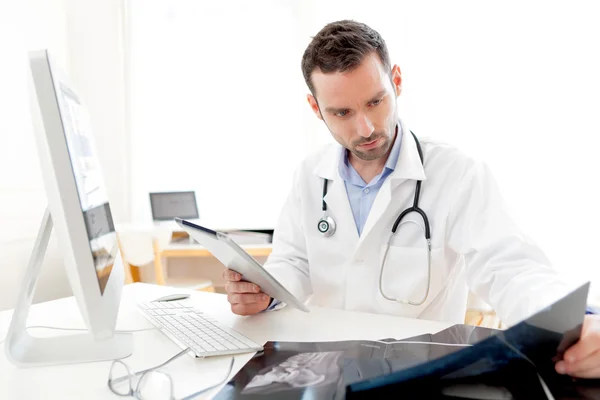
(294, 142), (339, 175)
(419, 136), (479, 172)
(420, 136), (470, 160)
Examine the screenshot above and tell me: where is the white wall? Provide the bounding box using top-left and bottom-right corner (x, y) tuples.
(0, 0), (129, 310)
(128, 0), (320, 230)
(0, 0), (70, 311)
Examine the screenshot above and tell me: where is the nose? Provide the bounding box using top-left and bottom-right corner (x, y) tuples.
(356, 113), (374, 138)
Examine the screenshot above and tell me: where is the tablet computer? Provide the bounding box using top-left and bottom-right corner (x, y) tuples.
(175, 218), (310, 313)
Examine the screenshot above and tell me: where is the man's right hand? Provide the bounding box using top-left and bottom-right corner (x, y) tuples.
(223, 269), (272, 316)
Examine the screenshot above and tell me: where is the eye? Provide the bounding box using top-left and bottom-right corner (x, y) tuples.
(335, 110), (349, 117)
(370, 98), (383, 106)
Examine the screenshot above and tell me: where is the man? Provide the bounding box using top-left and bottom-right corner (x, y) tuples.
(223, 20), (600, 378)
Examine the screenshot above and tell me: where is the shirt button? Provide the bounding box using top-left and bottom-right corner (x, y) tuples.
(363, 188), (370, 194)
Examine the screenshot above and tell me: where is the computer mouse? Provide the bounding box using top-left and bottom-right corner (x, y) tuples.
(153, 293), (191, 302)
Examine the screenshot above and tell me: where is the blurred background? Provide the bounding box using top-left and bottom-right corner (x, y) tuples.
(1, 0), (599, 324)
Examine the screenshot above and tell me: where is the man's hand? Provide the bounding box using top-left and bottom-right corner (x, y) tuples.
(556, 315), (600, 378)
(223, 269), (271, 316)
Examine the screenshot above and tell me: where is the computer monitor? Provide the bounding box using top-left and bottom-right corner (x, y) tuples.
(149, 191), (199, 221)
(4, 50), (132, 367)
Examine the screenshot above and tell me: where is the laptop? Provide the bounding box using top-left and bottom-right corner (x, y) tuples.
(149, 191), (201, 232)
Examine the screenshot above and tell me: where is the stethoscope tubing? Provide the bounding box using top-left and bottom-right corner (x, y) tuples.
(320, 131), (432, 305)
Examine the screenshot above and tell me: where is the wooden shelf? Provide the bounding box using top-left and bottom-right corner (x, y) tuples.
(149, 240), (273, 289)
(160, 244), (273, 258)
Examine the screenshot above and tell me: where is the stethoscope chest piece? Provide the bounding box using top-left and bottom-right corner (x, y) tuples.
(317, 215), (336, 237)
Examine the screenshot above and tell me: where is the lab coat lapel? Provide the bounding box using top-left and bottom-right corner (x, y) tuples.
(358, 175), (392, 242)
(389, 121), (428, 183)
(325, 177), (359, 241)
(313, 145), (359, 242)
(358, 121), (427, 241)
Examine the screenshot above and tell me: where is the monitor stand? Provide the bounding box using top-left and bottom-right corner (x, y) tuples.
(4, 208), (132, 368)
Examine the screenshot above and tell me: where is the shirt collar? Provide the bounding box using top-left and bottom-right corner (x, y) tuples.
(338, 122), (403, 183)
(314, 119), (426, 182)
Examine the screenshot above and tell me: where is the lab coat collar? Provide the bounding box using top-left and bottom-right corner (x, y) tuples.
(312, 119), (427, 182)
(312, 144), (341, 181)
(389, 119), (427, 182)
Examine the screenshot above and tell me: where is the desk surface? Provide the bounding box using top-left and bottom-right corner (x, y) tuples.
(0, 283), (451, 399)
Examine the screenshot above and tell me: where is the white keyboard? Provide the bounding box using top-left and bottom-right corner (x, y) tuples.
(137, 301), (263, 357)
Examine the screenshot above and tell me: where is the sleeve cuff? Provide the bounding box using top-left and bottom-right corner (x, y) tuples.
(586, 306), (597, 315)
(263, 298), (286, 312)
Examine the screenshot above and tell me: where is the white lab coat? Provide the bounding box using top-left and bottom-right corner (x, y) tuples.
(264, 120), (573, 326)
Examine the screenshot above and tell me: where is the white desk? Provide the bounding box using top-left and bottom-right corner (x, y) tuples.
(0, 283), (451, 399)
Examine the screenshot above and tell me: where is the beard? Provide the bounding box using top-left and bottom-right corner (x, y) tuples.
(350, 132), (393, 161)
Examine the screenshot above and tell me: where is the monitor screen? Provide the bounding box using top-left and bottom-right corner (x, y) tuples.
(56, 82), (117, 295)
(150, 191), (199, 220)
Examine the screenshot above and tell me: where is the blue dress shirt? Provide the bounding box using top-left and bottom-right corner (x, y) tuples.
(338, 126), (403, 236)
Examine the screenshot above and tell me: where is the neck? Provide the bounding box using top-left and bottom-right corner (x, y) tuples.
(349, 128), (398, 184)
(348, 153), (387, 184)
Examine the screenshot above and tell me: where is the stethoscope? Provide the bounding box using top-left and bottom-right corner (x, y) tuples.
(318, 131), (431, 306)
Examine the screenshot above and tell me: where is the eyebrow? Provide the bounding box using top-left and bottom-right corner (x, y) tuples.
(367, 90), (387, 103)
(324, 90), (387, 114)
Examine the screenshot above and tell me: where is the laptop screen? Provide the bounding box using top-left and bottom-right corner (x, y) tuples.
(149, 191), (199, 220)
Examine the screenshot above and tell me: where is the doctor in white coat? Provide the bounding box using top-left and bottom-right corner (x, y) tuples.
(223, 20), (600, 378)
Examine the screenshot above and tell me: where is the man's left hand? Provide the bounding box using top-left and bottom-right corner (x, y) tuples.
(556, 315), (600, 378)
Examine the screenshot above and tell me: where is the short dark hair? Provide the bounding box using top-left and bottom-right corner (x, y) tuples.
(301, 20), (391, 95)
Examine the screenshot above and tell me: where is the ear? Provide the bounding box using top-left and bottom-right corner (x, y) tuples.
(391, 64), (402, 97)
(307, 94), (323, 120)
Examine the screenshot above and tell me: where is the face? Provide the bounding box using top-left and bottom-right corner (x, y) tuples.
(307, 53), (402, 162)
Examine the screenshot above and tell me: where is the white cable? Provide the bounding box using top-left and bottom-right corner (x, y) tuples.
(0, 329), (555, 399)
(370, 340), (473, 347)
